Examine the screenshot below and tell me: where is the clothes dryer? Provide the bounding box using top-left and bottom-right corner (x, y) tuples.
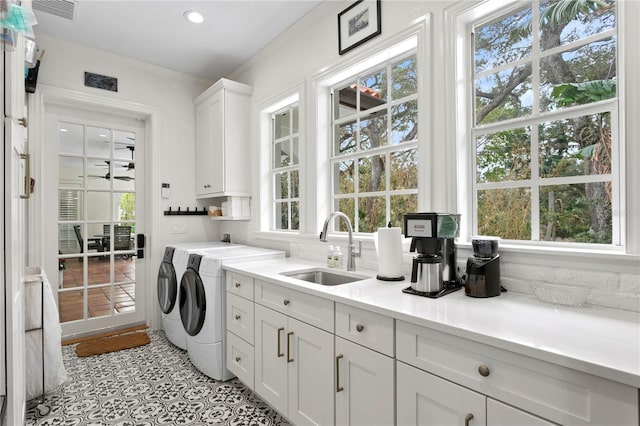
(158, 241), (239, 349)
(179, 246), (285, 380)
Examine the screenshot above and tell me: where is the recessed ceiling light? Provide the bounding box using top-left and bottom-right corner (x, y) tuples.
(184, 10), (204, 24)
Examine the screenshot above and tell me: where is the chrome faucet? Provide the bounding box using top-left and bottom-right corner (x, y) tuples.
(320, 211), (361, 271)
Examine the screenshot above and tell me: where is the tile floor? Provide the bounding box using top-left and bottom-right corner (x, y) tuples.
(26, 331), (289, 426)
(58, 257), (136, 322)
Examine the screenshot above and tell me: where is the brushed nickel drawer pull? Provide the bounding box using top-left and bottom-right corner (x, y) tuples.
(283, 299), (290, 306)
(465, 413), (474, 426)
(235, 356), (241, 362)
(336, 354), (344, 392)
(287, 332), (294, 363)
(235, 314), (241, 320)
(355, 324), (364, 332)
(478, 365), (490, 377)
(235, 282), (241, 288)
(277, 327), (285, 357)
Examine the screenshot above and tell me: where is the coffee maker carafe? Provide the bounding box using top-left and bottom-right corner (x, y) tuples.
(403, 213), (462, 298)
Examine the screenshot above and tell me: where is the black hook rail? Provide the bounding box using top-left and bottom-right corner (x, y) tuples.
(163, 207), (208, 216)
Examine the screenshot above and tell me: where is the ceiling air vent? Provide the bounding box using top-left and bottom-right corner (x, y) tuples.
(33, 0), (76, 20)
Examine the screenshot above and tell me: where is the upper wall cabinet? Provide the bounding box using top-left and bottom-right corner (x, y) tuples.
(195, 79), (252, 199)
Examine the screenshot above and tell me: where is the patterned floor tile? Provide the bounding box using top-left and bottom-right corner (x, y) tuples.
(26, 331), (289, 426)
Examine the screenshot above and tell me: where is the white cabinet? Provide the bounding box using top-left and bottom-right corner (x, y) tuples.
(254, 303), (334, 425)
(396, 320), (638, 426)
(335, 337), (394, 426)
(224, 271), (255, 387)
(334, 303), (395, 425)
(397, 361), (486, 426)
(194, 78), (252, 199)
(487, 399), (555, 426)
(397, 362), (554, 426)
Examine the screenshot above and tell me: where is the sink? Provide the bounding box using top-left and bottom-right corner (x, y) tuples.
(280, 268), (368, 286)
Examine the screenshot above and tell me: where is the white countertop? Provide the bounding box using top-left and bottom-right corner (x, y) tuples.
(223, 258), (640, 388)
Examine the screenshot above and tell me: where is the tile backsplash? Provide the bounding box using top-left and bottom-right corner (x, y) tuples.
(289, 240), (640, 313)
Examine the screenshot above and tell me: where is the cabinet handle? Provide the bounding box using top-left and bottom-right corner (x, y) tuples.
(283, 299), (290, 306)
(355, 324), (364, 332)
(336, 354), (344, 392)
(464, 413), (474, 426)
(235, 282), (241, 288)
(478, 365), (490, 377)
(204, 184), (211, 189)
(277, 327), (285, 357)
(287, 332), (294, 363)
(235, 356), (241, 363)
(235, 314), (241, 320)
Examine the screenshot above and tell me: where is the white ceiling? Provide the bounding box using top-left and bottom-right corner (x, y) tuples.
(32, 0), (323, 81)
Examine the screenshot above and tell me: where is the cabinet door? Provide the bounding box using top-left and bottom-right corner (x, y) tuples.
(287, 317), (334, 426)
(254, 304), (288, 415)
(488, 399), (555, 426)
(195, 89), (224, 196)
(397, 362), (486, 426)
(336, 337), (394, 426)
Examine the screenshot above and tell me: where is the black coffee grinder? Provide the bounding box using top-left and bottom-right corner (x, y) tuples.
(402, 213), (462, 298)
(465, 236), (501, 297)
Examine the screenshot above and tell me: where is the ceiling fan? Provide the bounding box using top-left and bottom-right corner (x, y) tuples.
(81, 172), (134, 181)
(95, 160), (135, 171)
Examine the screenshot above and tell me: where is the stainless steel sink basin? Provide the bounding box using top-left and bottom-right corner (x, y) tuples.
(281, 268), (368, 286)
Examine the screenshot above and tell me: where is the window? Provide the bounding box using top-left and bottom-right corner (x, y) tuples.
(271, 104), (300, 231)
(471, 0), (618, 245)
(331, 53), (418, 233)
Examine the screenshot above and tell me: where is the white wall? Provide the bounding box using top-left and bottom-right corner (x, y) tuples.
(34, 33), (221, 248)
(225, 0), (640, 312)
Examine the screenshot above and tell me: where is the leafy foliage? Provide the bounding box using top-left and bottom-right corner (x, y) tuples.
(473, 0), (616, 243)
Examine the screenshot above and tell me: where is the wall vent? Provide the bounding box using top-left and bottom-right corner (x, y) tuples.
(33, 0), (76, 20)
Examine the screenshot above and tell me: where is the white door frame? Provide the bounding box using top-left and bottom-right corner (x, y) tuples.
(28, 84), (163, 333)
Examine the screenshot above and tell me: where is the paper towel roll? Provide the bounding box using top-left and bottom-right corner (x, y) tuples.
(375, 227), (404, 280)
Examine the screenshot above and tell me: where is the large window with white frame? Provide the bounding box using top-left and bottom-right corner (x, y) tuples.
(470, 0), (619, 245)
(271, 103), (300, 231)
(331, 52), (418, 233)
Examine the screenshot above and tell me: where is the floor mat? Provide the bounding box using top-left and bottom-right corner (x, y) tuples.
(75, 331), (150, 357)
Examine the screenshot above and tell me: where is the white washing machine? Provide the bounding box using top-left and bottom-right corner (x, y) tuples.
(179, 246), (285, 380)
(157, 242), (240, 349)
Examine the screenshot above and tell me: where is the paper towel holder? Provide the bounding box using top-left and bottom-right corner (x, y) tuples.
(376, 222), (405, 281)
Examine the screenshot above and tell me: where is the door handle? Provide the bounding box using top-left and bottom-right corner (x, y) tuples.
(287, 332), (294, 363)
(277, 327), (284, 357)
(20, 153), (30, 199)
(336, 354), (344, 392)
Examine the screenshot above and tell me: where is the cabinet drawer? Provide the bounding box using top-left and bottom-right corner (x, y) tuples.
(255, 280), (334, 332)
(335, 302), (394, 356)
(226, 271), (254, 300)
(227, 293), (254, 344)
(226, 331), (254, 388)
(396, 320), (638, 426)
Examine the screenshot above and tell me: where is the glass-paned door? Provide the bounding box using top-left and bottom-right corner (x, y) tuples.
(53, 110), (145, 336)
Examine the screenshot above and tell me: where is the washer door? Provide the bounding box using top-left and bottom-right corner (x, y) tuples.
(179, 268), (206, 336)
(157, 261), (177, 314)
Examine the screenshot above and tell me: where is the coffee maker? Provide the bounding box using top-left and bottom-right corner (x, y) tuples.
(403, 213), (462, 298)
(465, 236), (501, 297)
